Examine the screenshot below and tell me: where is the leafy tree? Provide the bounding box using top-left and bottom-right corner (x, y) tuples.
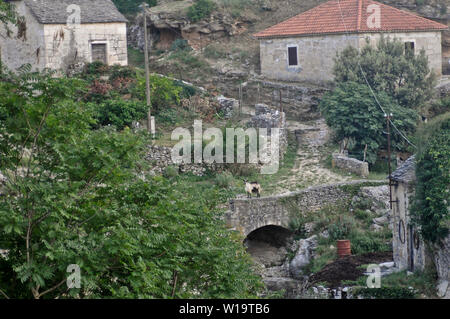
(410, 113), (450, 243)
(333, 36), (436, 109)
(132, 72), (182, 112)
(0, 68), (262, 299)
(187, 0), (216, 22)
(112, 0), (157, 15)
(320, 82), (418, 164)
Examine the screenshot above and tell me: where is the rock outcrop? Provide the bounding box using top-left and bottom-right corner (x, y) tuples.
(128, 0), (254, 51)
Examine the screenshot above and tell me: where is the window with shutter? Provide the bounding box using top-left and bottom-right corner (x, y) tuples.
(288, 46), (298, 66)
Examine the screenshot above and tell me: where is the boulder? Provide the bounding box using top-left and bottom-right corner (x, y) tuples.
(289, 235), (318, 279)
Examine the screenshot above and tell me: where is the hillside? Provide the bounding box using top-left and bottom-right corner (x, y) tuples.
(126, 0), (450, 89)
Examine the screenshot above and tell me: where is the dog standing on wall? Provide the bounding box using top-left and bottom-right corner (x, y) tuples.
(244, 180), (261, 198)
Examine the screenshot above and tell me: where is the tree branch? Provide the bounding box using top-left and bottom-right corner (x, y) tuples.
(0, 288), (10, 299)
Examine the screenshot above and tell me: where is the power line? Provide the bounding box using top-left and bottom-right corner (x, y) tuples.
(336, 0), (416, 148)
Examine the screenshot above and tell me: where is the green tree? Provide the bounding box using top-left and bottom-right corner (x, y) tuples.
(112, 0), (157, 15)
(187, 0), (216, 22)
(320, 82), (418, 164)
(0, 68), (262, 299)
(333, 36), (436, 109)
(410, 113), (450, 243)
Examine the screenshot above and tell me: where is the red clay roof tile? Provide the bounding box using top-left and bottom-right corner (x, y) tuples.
(254, 0), (448, 38)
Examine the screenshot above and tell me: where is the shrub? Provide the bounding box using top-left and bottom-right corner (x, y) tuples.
(91, 99), (147, 130)
(84, 61), (109, 75)
(215, 171), (234, 188)
(411, 113), (450, 243)
(328, 215), (357, 240)
(320, 81), (418, 164)
(187, 0), (216, 22)
(112, 0), (157, 14)
(333, 37), (436, 110)
(132, 72), (182, 112)
(164, 165), (179, 178)
(356, 287), (416, 299)
(170, 39), (191, 52)
(349, 229), (391, 255)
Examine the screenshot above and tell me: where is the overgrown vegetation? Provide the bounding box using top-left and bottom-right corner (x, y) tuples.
(0, 66), (264, 299)
(112, 0), (157, 15)
(320, 81), (417, 164)
(321, 37), (433, 164)
(411, 113), (450, 243)
(187, 0), (216, 22)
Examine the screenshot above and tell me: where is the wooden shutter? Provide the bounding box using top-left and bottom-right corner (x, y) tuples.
(92, 43), (107, 64)
(288, 47), (298, 66)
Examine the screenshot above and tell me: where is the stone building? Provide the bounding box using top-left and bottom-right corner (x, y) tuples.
(254, 0), (448, 83)
(391, 156), (450, 298)
(0, 0), (128, 72)
(390, 156), (430, 273)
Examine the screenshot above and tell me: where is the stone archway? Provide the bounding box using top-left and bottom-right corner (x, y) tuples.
(244, 225), (294, 267)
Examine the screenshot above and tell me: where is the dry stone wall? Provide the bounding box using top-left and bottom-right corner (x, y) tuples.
(332, 153), (369, 178)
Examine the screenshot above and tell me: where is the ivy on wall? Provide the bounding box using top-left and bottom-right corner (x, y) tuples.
(411, 113), (450, 243)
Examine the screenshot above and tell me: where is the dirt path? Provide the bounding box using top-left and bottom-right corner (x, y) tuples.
(270, 118), (352, 195)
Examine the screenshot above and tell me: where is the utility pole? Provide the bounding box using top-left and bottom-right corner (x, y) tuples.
(385, 113), (394, 209)
(141, 2), (152, 136)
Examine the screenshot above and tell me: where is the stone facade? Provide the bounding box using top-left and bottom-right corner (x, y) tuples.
(0, 1), (128, 72)
(259, 31), (443, 83)
(226, 180), (386, 237)
(259, 34), (359, 83)
(332, 153), (369, 178)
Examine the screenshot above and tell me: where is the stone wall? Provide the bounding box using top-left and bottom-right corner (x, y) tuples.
(0, 3), (128, 72)
(259, 34), (359, 83)
(146, 145), (224, 176)
(42, 22), (128, 71)
(259, 30), (444, 84)
(247, 103), (288, 160)
(0, 1), (46, 71)
(226, 180), (386, 237)
(359, 31), (443, 76)
(332, 153), (369, 178)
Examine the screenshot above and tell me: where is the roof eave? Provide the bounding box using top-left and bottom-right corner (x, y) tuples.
(254, 27), (448, 39)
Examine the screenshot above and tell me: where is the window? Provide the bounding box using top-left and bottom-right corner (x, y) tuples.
(91, 43), (107, 64)
(288, 46), (298, 66)
(404, 41), (415, 55)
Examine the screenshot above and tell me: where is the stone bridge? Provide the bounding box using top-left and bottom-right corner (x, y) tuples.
(225, 180), (386, 238)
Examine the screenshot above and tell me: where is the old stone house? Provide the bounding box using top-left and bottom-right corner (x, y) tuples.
(391, 156), (450, 298)
(0, 0), (128, 72)
(254, 0), (448, 83)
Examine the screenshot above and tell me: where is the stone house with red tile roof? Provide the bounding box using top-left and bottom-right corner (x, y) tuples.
(254, 0), (448, 83)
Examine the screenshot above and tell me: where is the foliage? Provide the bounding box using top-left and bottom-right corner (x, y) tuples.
(170, 39), (191, 52)
(333, 37), (436, 109)
(214, 171), (234, 188)
(320, 81), (418, 163)
(163, 165), (179, 178)
(187, 0), (216, 22)
(89, 99), (148, 130)
(355, 287), (416, 299)
(0, 68), (263, 299)
(112, 0), (157, 14)
(132, 72), (182, 112)
(0, 0), (17, 36)
(410, 113), (450, 243)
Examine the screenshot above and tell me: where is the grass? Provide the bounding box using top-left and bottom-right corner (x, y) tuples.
(344, 269), (438, 299)
(127, 46), (145, 69)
